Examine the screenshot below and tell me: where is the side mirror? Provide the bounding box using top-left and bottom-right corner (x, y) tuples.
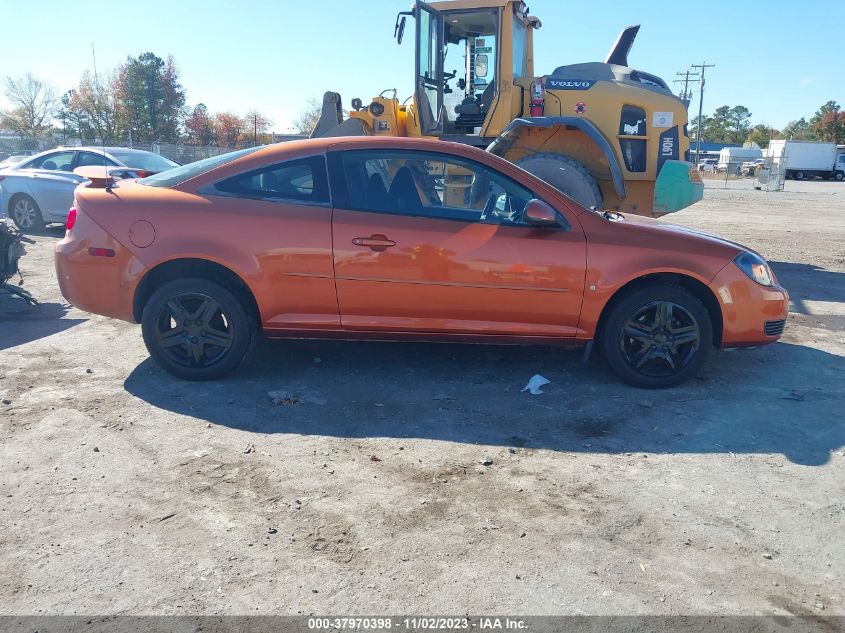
(475, 54), (489, 78)
(523, 199), (562, 227)
(395, 16), (406, 45)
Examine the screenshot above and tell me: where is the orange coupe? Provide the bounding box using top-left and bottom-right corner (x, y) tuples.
(55, 137), (788, 387)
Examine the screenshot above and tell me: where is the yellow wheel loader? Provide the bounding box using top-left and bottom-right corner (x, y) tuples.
(311, 0), (703, 217)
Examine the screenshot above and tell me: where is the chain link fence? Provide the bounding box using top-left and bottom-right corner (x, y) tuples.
(1, 134), (306, 165)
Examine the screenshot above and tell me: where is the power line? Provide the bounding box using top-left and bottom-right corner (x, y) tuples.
(691, 62), (716, 164)
(673, 69), (699, 106)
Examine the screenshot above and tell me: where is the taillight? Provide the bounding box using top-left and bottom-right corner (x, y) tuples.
(529, 78), (545, 116)
(66, 206), (77, 231)
(88, 247), (115, 258)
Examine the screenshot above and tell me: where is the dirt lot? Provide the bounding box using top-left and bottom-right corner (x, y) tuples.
(1, 179), (843, 617)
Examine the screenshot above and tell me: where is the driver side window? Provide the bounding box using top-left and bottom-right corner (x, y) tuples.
(338, 150), (534, 226)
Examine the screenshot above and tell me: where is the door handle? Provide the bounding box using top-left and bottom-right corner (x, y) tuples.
(352, 234), (396, 252)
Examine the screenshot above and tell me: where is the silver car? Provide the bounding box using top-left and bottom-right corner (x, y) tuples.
(0, 152), (36, 170)
(0, 147), (179, 231)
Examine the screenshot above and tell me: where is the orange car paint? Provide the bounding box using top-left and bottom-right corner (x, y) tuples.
(55, 136), (788, 349)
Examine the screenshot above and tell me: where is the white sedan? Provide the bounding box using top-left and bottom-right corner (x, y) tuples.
(0, 147), (178, 231)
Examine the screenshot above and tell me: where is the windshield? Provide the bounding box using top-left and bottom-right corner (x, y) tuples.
(109, 150), (179, 173)
(139, 147), (263, 188)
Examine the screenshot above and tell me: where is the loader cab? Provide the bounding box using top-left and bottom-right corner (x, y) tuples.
(401, 0), (537, 142)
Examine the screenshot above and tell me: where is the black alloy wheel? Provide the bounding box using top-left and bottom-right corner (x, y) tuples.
(619, 301), (700, 378)
(602, 285), (712, 388)
(141, 278), (254, 380)
(154, 293), (234, 368)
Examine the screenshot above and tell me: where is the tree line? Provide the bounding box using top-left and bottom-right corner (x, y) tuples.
(1, 54), (284, 149)
(4, 55), (843, 150)
(690, 101), (845, 147)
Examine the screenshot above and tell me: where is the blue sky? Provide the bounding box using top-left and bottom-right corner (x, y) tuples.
(1, 0), (841, 133)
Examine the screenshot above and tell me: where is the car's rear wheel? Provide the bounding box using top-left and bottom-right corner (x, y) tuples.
(10, 195), (44, 232)
(602, 285), (712, 388)
(141, 278), (255, 380)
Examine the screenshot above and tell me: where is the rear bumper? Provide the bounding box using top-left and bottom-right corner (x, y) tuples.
(54, 211), (146, 323)
(709, 263), (789, 347)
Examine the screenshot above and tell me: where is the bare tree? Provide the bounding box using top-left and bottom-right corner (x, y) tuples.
(74, 70), (120, 143)
(1, 73), (58, 140)
(244, 109), (274, 146)
(291, 98), (322, 136)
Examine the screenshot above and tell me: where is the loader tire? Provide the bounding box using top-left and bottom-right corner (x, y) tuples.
(516, 153), (603, 210)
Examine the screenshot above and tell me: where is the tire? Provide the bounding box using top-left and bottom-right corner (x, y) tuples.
(141, 277), (255, 381)
(795, 171), (805, 180)
(835, 171), (844, 182)
(9, 195), (44, 232)
(601, 285), (712, 388)
(516, 153), (603, 210)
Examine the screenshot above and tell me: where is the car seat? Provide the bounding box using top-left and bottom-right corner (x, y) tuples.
(388, 167), (422, 213)
(366, 173), (389, 211)
(454, 80), (496, 129)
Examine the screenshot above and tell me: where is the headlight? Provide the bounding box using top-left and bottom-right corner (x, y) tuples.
(734, 251), (773, 286)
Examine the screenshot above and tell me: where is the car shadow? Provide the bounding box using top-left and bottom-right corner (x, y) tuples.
(124, 338), (845, 467)
(0, 297), (86, 350)
(770, 261), (845, 316)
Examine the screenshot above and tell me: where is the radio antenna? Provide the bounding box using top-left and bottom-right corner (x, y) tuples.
(91, 42), (112, 192)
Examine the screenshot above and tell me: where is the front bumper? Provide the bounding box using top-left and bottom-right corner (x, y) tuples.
(709, 262), (789, 347)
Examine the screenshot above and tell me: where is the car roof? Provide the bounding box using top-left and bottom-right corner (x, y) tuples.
(41, 146), (159, 156)
(97, 147), (157, 155)
(244, 135), (488, 165)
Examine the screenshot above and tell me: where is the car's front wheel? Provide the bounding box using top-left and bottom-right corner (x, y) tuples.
(141, 277), (255, 380)
(602, 285), (712, 388)
(10, 195), (44, 232)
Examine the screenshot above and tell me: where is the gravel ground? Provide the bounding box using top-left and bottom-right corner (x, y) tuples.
(0, 179), (843, 616)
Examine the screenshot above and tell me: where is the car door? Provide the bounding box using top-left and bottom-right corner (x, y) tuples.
(328, 148), (586, 337)
(202, 155), (339, 330)
(26, 151), (84, 221)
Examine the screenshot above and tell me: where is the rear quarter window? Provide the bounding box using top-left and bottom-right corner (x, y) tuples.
(212, 156), (330, 204)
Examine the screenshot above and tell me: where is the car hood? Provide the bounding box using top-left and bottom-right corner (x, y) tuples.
(613, 213), (750, 255)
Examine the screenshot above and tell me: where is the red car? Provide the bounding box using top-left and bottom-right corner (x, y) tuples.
(55, 137), (788, 387)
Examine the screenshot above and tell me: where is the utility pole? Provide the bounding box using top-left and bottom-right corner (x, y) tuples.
(673, 69), (699, 108)
(691, 62), (715, 165)
(253, 115), (258, 147)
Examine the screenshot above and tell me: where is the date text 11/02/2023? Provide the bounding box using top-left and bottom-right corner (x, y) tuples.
(307, 617), (528, 630)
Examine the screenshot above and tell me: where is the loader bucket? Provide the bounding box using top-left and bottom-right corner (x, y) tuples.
(653, 160), (704, 214)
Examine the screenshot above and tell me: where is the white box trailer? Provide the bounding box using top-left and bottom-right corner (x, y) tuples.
(718, 147), (762, 174)
(766, 140), (845, 180)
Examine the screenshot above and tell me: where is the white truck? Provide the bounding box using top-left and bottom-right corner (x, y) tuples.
(766, 140), (845, 181)
(718, 147), (762, 175)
